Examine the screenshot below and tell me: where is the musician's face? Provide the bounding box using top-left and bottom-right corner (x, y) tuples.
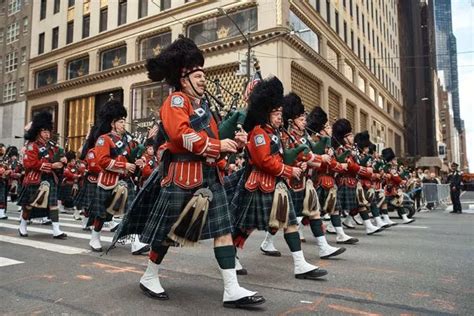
(112, 119), (126, 135)
(146, 146), (154, 156)
(321, 123), (332, 136)
(39, 130), (51, 141)
(269, 108), (283, 128)
(293, 114), (306, 131)
(344, 133), (354, 145)
(182, 71), (206, 97)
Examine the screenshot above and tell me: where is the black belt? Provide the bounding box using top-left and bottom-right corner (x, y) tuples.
(170, 153), (205, 162)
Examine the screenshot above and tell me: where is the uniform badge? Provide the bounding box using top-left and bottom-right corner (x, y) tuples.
(71, 169), (76, 173)
(39, 147), (46, 152)
(97, 137), (105, 146)
(116, 140), (123, 148)
(171, 95), (184, 108)
(254, 134), (266, 147)
(301, 138), (307, 144)
(149, 160), (154, 166)
(88, 152), (95, 159)
(194, 107), (205, 117)
(27, 144), (33, 151)
(271, 135), (279, 143)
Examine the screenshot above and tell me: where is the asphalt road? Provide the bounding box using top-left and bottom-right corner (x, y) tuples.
(1, 194), (473, 315)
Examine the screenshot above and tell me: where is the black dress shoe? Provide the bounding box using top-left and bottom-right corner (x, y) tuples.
(320, 247), (346, 259)
(140, 283), (169, 300)
(260, 247), (281, 257)
(0, 216), (8, 220)
(295, 268), (328, 280)
(223, 295), (266, 308)
(53, 233), (68, 239)
(18, 229), (28, 237)
(236, 268), (248, 275)
(337, 237), (359, 244)
(367, 227), (383, 235)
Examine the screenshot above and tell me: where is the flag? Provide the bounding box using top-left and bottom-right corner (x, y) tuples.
(243, 71), (262, 103)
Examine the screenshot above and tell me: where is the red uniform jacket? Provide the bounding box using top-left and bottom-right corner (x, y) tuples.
(63, 162), (80, 185)
(336, 146), (372, 188)
(160, 92), (223, 190)
(22, 140), (61, 185)
(84, 148), (101, 183)
(140, 153), (157, 184)
(95, 132), (133, 190)
(245, 125), (293, 193)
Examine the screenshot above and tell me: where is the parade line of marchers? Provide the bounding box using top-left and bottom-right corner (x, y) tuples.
(0, 36), (463, 309)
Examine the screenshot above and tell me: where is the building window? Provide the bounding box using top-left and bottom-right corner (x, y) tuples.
(326, 45), (339, 69)
(100, 7), (108, 32)
(314, 0), (320, 13)
(101, 46), (126, 70)
(8, 0), (21, 15)
(54, 0), (60, 14)
(3, 82), (16, 102)
(362, 14), (365, 34)
(369, 85), (375, 102)
(82, 15), (90, 38)
(131, 82), (170, 127)
(67, 56), (89, 79)
(5, 51), (18, 73)
(6, 22), (19, 44)
(36, 66), (58, 88)
(343, 61), (354, 83)
(21, 47), (26, 63)
(335, 11), (339, 33)
(188, 7), (257, 46)
(356, 5), (359, 26)
(38, 32), (45, 54)
(357, 74), (365, 92)
(19, 78), (25, 96)
(40, 0), (47, 20)
(350, 30), (354, 50)
(138, 0), (148, 18)
(140, 32), (172, 60)
(0, 29), (3, 43)
(66, 21), (74, 44)
(52, 27), (59, 50)
(23, 17), (28, 33)
(377, 94), (384, 109)
(118, 0), (127, 26)
(68, 0), (75, 7)
(289, 11), (320, 54)
(326, 0), (331, 24)
(343, 21), (347, 43)
(349, 0), (353, 16)
(160, 0), (171, 11)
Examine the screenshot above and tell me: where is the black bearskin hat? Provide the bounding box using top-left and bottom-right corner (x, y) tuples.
(307, 106), (328, 133)
(283, 92), (305, 128)
(144, 138), (155, 148)
(80, 125), (98, 160)
(94, 99), (127, 140)
(368, 142), (377, 155)
(6, 146), (19, 158)
(332, 118), (352, 147)
(24, 111), (54, 141)
(382, 147), (396, 162)
(65, 150), (76, 162)
(354, 131), (371, 150)
(146, 35), (204, 90)
(243, 76), (284, 132)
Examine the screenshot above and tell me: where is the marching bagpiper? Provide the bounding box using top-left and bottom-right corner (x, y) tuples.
(306, 107), (359, 244)
(59, 151), (80, 217)
(87, 98), (150, 255)
(16, 111), (68, 239)
(138, 139), (157, 188)
(117, 36), (263, 308)
(230, 77), (328, 280)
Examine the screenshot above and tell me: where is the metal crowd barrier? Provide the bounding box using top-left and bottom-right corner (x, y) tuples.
(421, 183), (451, 204)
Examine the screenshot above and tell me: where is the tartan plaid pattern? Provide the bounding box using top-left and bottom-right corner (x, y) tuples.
(289, 189), (305, 217)
(316, 186), (341, 214)
(88, 179), (137, 221)
(140, 165), (233, 246)
(17, 177), (59, 209)
(111, 169), (163, 246)
(230, 181), (298, 231)
(223, 168), (246, 200)
(74, 179), (96, 210)
(0, 181), (6, 208)
(337, 185), (358, 212)
(58, 183), (74, 205)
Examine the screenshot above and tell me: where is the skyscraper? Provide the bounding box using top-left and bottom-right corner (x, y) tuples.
(433, 0), (461, 132)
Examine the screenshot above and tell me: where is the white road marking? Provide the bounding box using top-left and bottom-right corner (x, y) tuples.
(0, 222), (113, 242)
(0, 236), (90, 255)
(5, 217), (118, 232)
(300, 300), (313, 304)
(395, 225), (429, 229)
(0, 257), (24, 267)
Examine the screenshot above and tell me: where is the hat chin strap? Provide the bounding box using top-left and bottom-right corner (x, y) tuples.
(185, 76), (204, 98)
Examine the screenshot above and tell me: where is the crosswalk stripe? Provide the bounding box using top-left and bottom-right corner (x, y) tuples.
(395, 225), (428, 229)
(0, 222), (114, 242)
(5, 217), (119, 232)
(0, 257), (24, 267)
(0, 235), (89, 255)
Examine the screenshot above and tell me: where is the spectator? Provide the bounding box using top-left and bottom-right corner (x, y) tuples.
(422, 172), (438, 210)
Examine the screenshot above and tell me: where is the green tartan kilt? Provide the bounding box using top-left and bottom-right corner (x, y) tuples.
(231, 182), (298, 232)
(140, 165), (233, 247)
(88, 178), (136, 222)
(223, 168), (246, 200)
(0, 181), (6, 207)
(337, 185), (358, 212)
(290, 189), (305, 217)
(316, 186), (341, 214)
(17, 177), (58, 219)
(74, 179), (96, 210)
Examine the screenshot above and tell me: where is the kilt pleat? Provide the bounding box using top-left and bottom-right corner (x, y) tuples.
(337, 185), (358, 212)
(289, 189), (305, 217)
(0, 181), (6, 207)
(231, 181), (298, 231)
(316, 186), (342, 213)
(74, 180), (96, 209)
(140, 165), (233, 246)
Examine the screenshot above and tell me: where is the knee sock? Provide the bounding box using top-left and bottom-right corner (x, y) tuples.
(284, 231), (301, 252)
(49, 209), (59, 222)
(309, 219), (324, 238)
(330, 214), (342, 227)
(360, 211), (370, 221)
(380, 208), (389, 215)
(149, 245), (169, 264)
(232, 229), (252, 249)
(371, 204), (381, 217)
(214, 245), (236, 269)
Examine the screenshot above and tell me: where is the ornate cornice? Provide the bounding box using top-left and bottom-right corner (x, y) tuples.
(182, 1), (257, 28)
(26, 62), (145, 99)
